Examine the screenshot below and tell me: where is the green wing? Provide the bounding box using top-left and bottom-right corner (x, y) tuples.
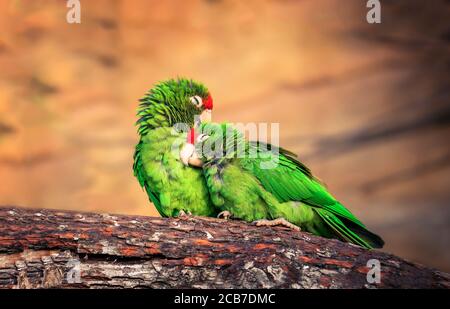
(245, 141), (384, 248)
(133, 139), (166, 217)
(246, 141), (364, 227)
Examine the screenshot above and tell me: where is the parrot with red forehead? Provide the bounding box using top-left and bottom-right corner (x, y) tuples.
(133, 78), (216, 217)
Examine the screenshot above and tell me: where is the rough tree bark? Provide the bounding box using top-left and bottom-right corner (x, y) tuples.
(0, 207), (448, 289)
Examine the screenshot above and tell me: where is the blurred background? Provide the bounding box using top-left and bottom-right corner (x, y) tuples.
(0, 0), (449, 271)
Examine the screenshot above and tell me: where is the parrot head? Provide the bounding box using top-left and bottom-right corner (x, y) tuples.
(136, 78), (213, 136)
(193, 123), (245, 164)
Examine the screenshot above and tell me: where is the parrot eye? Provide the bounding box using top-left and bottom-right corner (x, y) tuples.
(190, 96), (203, 108)
(196, 133), (209, 143)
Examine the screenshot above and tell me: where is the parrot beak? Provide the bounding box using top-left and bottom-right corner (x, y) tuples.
(188, 153), (203, 167)
(193, 109), (211, 129)
(180, 94), (212, 167)
(179, 128), (204, 167)
(199, 108), (212, 124)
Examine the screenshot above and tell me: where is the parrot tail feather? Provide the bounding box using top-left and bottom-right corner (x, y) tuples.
(315, 209), (384, 249)
(344, 219), (385, 249)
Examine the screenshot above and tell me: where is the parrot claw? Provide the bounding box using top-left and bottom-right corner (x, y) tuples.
(177, 210), (192, 218)
(217, 211), (232, 220)
(253, 218), (301, 231)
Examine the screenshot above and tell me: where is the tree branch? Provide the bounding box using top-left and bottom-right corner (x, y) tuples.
(0, 207), (448, 289)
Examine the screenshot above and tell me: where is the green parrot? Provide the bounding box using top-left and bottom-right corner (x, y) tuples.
(188, 122), (384, 249)
(133, 78), (217, 218)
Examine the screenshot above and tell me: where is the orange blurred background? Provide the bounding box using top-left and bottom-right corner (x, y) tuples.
(0, 0), (449, 271)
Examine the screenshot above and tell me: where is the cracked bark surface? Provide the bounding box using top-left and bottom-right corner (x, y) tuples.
(0, 207), (448, 289)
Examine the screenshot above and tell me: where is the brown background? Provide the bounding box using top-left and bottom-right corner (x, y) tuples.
(0, 0), (449, 271)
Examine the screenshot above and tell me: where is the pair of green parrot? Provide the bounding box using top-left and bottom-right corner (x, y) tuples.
(133, 78), (384, 249)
